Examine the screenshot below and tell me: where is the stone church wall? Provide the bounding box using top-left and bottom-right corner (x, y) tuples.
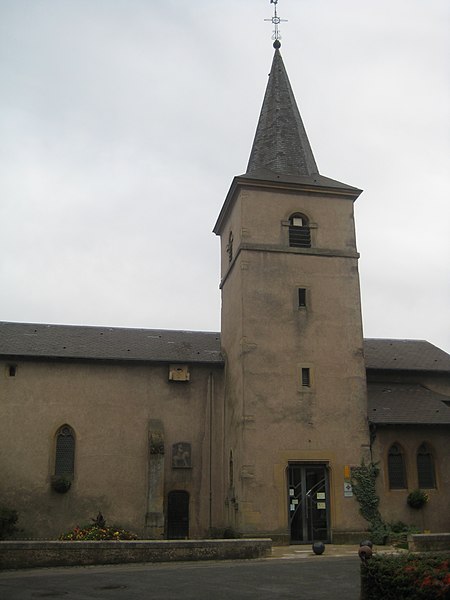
(0, 359), (225, 540)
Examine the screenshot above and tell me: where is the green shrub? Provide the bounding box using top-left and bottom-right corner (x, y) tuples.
(387, 521), (420, 549)
(361, 553), (450, 600)
(0, 507), (19, 539)
(389, 521), (409, 534)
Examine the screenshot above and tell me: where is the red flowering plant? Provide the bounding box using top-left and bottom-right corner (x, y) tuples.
(361, 553), (450, 600)
(59, 513), (138, 541)
(418, 560), (450, 598)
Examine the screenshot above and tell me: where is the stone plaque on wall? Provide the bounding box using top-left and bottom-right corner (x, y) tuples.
(172, 442), (191, 468)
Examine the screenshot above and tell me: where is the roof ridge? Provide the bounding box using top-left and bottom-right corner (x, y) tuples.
(0, 321), (220, 336)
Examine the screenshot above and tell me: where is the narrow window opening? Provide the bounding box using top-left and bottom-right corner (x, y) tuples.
(55, 425), (75, 478)
(229, 450), (234, 487)
(388, 443), (407, 489)
(298, 288), (307, 308)
(417, 443), (436, 489)
(301, 368), (311, 387)
(226, 231), (233, 264)
(8, 365), (17, 377)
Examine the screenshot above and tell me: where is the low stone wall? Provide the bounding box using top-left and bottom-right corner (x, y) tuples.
(0, 538), (272, 570)
(407, 533), (450, 552)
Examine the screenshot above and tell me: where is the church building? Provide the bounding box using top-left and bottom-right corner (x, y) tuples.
(1, 40), (449, 544)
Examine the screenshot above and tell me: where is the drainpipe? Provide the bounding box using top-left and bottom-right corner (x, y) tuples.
(369, 423), (377, 463)
(208, 372), (214, 533)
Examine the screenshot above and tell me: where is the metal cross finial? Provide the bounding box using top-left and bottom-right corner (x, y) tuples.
(264, 0), (287, 43)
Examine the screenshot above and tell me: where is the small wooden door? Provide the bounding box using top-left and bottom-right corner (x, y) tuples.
(167, 490), (189, 539)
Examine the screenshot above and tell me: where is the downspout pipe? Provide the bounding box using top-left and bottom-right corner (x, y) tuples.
(208, 372), (214, 533)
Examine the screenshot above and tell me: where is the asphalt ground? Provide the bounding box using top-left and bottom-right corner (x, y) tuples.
(0, 549), (367, 600)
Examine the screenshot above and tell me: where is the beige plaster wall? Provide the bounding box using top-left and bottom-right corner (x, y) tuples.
(0, 360), (224, 539)
(373, 426), (450, 533)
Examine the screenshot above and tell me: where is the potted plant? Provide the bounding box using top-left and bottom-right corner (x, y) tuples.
(406, 489), (428, 509)
(51, 475), (72, 494)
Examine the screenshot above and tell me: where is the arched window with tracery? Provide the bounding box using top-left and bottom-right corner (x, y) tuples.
(55, 425), (75, 478)
(387, 443), (407, 489)
(417, 443), (436, 489)
(288, 213), (311, 248)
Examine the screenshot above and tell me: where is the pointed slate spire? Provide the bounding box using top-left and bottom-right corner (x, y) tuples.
(246, 43), (319, 178)
(214, 42), (362, 236)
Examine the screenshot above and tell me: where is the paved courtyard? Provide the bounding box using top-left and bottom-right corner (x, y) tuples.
(0, 553), (362, 600)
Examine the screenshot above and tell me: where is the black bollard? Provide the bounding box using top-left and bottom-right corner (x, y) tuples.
(312, 541), (325, 555)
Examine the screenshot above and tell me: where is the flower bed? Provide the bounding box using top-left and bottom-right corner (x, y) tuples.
(360, 553), (450, 599)
(59, 524), (138, 541)
(59, 513), (138, 541)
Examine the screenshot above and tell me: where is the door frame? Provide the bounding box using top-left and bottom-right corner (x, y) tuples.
(287, 462), (331, 544)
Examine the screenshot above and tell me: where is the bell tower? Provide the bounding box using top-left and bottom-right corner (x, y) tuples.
(214, 40), (370, 542)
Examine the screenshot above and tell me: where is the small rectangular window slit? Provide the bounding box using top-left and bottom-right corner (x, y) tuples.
(298, 288), (307, 308)
(8, 365), (17, 377)
(301, 368), (310, 387)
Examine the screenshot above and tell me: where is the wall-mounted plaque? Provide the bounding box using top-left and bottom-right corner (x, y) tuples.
(172, 442), (191, 468)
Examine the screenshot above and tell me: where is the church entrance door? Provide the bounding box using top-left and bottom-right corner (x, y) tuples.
(288, 463), (330, 543)
(167, 490), (189, 539)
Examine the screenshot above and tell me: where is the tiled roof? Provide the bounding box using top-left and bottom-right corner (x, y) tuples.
(1, 324), (449, 374)
(0, 322), (223, 365)
(368, 383), (450, 425)
(364, 338), (450, 373)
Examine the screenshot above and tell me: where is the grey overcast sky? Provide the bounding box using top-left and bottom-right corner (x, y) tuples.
(0, 0), (449, 353)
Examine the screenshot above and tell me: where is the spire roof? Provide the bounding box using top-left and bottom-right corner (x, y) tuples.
(242, 45), (360, 195)
(246, 46), (318, 178)
(214, 44), (362, 235)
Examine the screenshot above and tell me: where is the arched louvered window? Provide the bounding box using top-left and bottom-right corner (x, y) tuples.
(387, 443), (407, 489)
(289, 213), (311, 248)
(55, 425), (75, 478)
(417, 443), (436, 489)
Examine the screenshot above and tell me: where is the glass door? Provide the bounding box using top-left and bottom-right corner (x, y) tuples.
(288, 463), (330, 543)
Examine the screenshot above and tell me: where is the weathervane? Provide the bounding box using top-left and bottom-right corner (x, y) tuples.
(265, 0), (287, 43)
